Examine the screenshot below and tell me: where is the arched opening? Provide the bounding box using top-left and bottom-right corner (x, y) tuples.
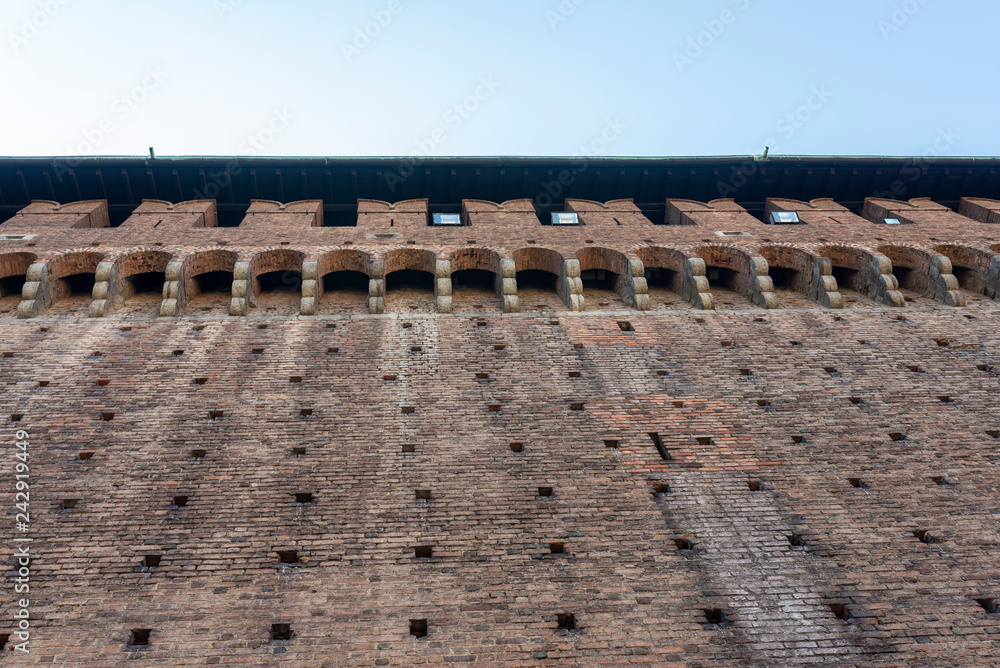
(891, 265), (923, 304)
(515, 269), (562, 312)
(759, 246), (813, 308)
(49, 272), (96, 315)
(950, 265), (978, 293)
(580, 268), (627, 310)
(322, 270), (369, 315)
(120, 270), (166, 316)
(933, 245), (996, 306)
(256, 270), (303, 316)
(195, 271), (234, 294)
(385, 269), (436, 313)
(704, 265), (754, 309)
(830, 265), (863, 305)
(0, 274), (25, 315)
(187, 271), (234, 314)
(642, 267), (686, 310)
(770, 265), (815, 309)
(768, 266), (799, 290)
(451, 268), (498, 313)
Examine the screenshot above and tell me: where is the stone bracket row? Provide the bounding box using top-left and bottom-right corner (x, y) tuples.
(14, 251), (999, 318)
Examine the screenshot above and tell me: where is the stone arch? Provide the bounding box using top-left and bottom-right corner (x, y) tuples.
(576, 246), (647, 310)
(933, 244), (999, 300)
(695, 245), (777, 309)
(0, 252), (36, 318)
(303, 248), (374, 316)
(513, 247), (580, 311)
(758, 245), (817, 298)
(878, 245), (964, 307)
(450, 247), (513, 313)
(45, 250), (104, 315)
(230, 249), (305, 316)
(89, 249), (173, 317)
(384, 247), (449, 314)
(638, 246), (711, 310)
(815, 245), (903, 308)
(166, 249), (239, 317)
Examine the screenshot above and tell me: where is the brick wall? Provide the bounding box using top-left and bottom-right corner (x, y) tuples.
(0, 196), (998, 665)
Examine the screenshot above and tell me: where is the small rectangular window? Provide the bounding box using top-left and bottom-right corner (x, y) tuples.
(432, 213), (462, 226)
(550, 213), (580, 226)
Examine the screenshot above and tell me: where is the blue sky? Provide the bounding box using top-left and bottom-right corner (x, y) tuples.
(0, 0), (995, 158)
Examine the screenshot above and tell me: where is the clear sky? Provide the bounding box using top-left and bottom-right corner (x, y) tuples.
(1, 0), (996, 158)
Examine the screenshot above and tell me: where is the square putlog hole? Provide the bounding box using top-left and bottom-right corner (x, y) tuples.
(97, 378), (111, 386)
(193, 377), (207, 385)
(415, 489), (431, 501)
(701, 609), (726, 626)
(748, 479), (762, 492)
(509, 442), (524, 453)
(556, 613), (576, 630)
(548, 541), (565, 554)
(889, 432), (906, 442)
(270, 624), (292, 641)
(414, 545), (433, 559)
(537, 486), (553, 498)
(294, 493), (314, 504)
(652, 482), (670, 496)
(848, 478), (867, 489)
(101, 412), (115, 422)
(292, 447), (306, 457)
(975, 598), (999, 614)
(172, 495), (189, 508)
(913, 529), (938, 544)
(327, 347), (339, 354)
(617, 321), (634, 332)
(129, 629), (151, 647)
(289, 376), (302, 384)
(172, 350), (184, 356)
(299, 409), (313, 417)
(143, 555), (161, 568)
(604, 439), (620, 449)
(401, 406), (415, 415)
(208, 410), (224, 421)
(78, 451), (95, 461)
(674, 537), (694, 551)
(383, 374), (398, 381)
(402, 444), (416, 454)
(35, 380), (49, 388)
(277, 550), (298, 564)
(410, 619), (428, 638)
(829, 603), (851, 621)
(488, 404), (502, 413)
(191, 449), (207, 459)
(60, 499), (79, 510)
(787, 534), (806, 547)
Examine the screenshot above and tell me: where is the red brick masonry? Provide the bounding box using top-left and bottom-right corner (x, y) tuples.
(0, 195), (998, 666)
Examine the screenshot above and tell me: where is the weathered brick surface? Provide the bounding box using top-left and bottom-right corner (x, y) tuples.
(0, 196), (999, 666)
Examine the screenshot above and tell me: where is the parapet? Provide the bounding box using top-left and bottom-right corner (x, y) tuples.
(2, 200), (109, 229)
